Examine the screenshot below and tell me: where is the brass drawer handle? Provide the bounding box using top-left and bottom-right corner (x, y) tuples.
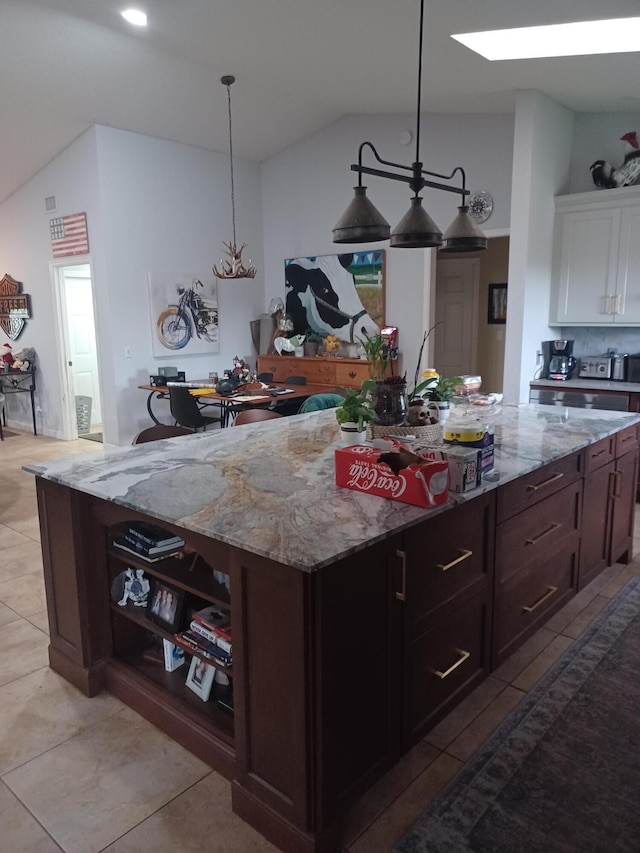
(522, 585), (558, 613)
(396, 549), (406, 601)
(435, 648), (471, 679)
(612, 469), (623, 498)
(348, 371), (356, 379)
(525, 522), (562, 546)
(526, 472), (564, 492)
(437, 549), (473, 572)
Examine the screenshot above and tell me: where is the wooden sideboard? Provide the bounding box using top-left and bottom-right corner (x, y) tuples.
(257, 356), (371, 389)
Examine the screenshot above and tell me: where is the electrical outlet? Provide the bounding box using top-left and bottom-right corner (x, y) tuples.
(536, 350), (543, 365)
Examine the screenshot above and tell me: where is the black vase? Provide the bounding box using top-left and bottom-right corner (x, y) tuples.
(371, 381), (408, 426)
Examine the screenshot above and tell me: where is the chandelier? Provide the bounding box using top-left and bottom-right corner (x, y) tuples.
(213, 75), (257, 279)
(332, 0), (487, 252)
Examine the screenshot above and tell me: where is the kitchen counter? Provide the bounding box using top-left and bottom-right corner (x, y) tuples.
(530, 378), (640, 392)
(25, 404), (640, 571)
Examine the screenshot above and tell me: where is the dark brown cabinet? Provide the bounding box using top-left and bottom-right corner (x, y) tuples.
(493, 456), (583, 667)
(400, 493), (495, 746)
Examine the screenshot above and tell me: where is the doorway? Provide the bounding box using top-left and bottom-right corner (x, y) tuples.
(52, 261), (103, 441)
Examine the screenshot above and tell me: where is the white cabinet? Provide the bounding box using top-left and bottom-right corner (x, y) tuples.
(550, 185), (640, 325)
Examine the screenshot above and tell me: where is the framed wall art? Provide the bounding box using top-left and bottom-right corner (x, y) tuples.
(284, 251), (385, 342)
(488, 282), (508, 324)
(148, 273), (219, 358)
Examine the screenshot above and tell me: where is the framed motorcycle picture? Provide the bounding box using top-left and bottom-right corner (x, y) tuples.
(148, 272), (220, 357)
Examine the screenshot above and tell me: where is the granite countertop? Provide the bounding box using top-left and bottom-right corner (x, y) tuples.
(530, 378), (640, 392)
(24, 405), (640, 572)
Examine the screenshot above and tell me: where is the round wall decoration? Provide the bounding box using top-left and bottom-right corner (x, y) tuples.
(468, 191), (493, 224)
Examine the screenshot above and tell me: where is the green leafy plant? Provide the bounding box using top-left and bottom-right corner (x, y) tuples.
(304, 327), (323, 343)
(418, 374), (463, 403)
(335, 380), (378, 431)
(357, 332), (394, 380)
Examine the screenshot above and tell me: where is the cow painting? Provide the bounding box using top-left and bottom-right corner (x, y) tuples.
(284, 253), (383, 343)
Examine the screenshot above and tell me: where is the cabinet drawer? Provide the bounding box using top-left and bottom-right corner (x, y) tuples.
(496, 481), (581, 584)
(403, 492), (495, 641)
(493, 544), (577, 665)
(496, 451), (583, 523)
(615, 424), (638, 457)
(300, 362), (335, 384)
(403, 590), (490, 745)
(334, 361), (370, 388)
(584, 435), (615, 474)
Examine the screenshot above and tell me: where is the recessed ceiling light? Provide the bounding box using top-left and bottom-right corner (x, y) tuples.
(121, 8), (148, 27)
(452, 17), (640, 60)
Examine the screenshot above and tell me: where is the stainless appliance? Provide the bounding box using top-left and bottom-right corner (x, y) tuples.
(626, 355), (640, 384)
(529, 388), (630, 411)
(578, 354), (628, 381)
(545, 339), (576, 380)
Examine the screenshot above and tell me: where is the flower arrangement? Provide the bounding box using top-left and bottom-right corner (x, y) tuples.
(335, 381), (378, 431)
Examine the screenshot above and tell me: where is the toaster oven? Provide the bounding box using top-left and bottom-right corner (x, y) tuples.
(578, 355), (628, 381)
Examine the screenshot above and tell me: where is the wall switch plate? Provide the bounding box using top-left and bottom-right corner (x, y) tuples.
(125, 347), (132, 358)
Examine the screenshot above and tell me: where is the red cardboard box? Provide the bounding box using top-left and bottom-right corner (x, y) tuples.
(335, 440), (449, 508)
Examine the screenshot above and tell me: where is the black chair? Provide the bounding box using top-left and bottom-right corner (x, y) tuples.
(257, 372), (273, 383)
(168, 387), (221, 432)
(133, 424), (193, 444)
(233, 409), (284, 426)
(285, 375), (307, 385)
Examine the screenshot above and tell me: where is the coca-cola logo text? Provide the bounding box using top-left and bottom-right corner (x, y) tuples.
(347, 461), (407, 498)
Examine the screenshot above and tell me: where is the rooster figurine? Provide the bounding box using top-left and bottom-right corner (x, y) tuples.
(591, 131), (640, 189)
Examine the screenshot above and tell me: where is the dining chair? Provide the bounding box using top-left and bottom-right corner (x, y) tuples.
(285, 375), (307, 385)
(257, 372), (273, 383)
(168, 386), (221, 432)
(297, 393), (345, 414)
(132, 424), (193, 444)
(233, 409), (284, 426)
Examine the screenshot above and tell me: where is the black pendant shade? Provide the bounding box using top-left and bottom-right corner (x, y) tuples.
(332, 186), (390, 244)
(332, 0), (486, 251)
(439, 206), (489, 253)
(389, 197), (442, 249)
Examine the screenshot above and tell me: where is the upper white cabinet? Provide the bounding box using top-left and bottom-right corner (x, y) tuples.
(550, 185), (640, 325)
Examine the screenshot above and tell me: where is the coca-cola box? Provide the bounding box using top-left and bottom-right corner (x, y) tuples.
(334, 440), (449, 508)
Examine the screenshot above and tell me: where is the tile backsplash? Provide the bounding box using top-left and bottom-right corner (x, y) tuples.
(558, 328), (640, 358)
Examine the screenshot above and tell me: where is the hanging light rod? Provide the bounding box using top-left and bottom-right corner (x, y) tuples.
(332, 0), (487, 252)
(213, 74), (257, 280)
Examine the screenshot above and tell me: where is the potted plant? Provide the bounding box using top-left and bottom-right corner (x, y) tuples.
(303, 328), (323, 357)
(335, 380), (377, 444)
(411, 372), (462, 424)
(357, 332), (394, 380)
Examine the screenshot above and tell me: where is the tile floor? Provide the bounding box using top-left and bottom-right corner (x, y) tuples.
(0, 428), (638, 852)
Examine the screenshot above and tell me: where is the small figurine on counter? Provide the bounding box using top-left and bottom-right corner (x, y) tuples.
(10, 346), (35, 371)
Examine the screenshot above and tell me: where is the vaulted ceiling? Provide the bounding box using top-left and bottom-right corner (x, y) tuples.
(2, 0), (640, 204)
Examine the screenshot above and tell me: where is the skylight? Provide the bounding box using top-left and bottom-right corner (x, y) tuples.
(121, 8), (148, 27)
(452, 17), (640, 60)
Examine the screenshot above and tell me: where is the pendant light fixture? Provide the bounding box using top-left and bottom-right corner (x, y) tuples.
(332, 0), (487, 253)
(213, 75), (257, 279)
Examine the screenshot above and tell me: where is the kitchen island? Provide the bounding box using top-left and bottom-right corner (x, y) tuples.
(27, 405), (640, 853)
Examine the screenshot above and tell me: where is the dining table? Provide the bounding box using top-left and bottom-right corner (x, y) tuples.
(138, 381), (340, 427)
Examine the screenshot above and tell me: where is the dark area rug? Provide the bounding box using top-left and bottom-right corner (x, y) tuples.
(395, 576), (640, 853)
(80, 432), (103, 443)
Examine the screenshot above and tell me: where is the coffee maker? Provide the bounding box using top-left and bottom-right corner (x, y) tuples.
(542, 339), (576, 380)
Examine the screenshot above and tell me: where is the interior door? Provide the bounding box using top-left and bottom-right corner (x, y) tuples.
(63, 265), (102, 426)
(434, 258), (480, 377)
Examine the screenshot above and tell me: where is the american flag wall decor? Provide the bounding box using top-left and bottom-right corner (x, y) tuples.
(50, 212), (89, 257)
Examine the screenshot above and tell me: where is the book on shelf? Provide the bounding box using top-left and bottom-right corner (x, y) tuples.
(189, 620), (232, 655)
(126, 521), (185, 549)
(118, 530), (184, 557)
(112, 536), (182, 562)
(176, 631), (233, 667)
(191, 604), (232, 640)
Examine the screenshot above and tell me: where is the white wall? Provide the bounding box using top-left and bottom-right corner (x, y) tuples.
(504, 91), (575, 404)
(94, 127), (263, 444)
(0, 127), (102, 436)
(261, 113), (514, 390)
(0, 126), (263, 444)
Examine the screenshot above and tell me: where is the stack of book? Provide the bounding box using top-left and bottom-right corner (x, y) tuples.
(176, 604), (232, 668)
(112, 521), (185, 562)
